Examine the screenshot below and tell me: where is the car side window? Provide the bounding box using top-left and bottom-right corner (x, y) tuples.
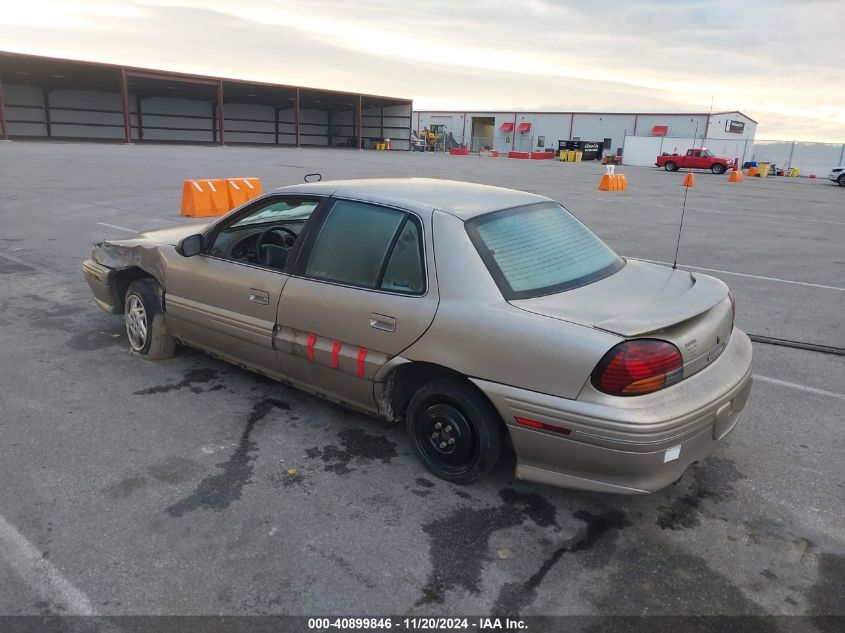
(304, 200), (424, 294)
(380, 219), (424, 293)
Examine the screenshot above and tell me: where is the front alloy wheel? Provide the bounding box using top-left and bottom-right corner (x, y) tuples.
(125, 294), (148, 352)
(123, 278), (176, 360)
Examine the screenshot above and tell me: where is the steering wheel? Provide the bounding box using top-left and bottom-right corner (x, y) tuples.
(255, 226), (298, 264)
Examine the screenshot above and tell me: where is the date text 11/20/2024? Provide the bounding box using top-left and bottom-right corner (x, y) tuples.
(308, 618), (528, 630)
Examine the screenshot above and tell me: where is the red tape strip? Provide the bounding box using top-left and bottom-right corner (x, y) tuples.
(331, 340), (341, 369)
(356, 347), (368, 378)
(306, 333), (317, 362)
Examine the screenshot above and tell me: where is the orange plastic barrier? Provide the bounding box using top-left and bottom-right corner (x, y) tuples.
(449, 148), (469, 155)
(728, 170), (743, 183)
(508, 151), (530, 159)
(226, 177), (263, 208)
(747, 166), (759, 177)
(598, 174), (628, 191)
(682, 172), (696, 187)
(529, 151), (554, 160)
(181, 179), (229, 218)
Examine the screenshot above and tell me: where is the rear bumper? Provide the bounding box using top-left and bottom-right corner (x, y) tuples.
(82, 259), (121, 314)
(473, 329), (753, 494)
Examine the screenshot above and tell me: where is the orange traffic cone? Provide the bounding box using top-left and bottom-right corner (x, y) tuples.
(728, 170), (743, 183)
(747, 166), (759, 177)
(682, 172), (695, 187)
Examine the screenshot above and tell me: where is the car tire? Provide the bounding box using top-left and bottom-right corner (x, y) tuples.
(711, 163), (726, 174)
(838, 175), (845, 186)
(664, 161), (677, 172)
(124, 279), (176, 360)
(406, 378), (502, 485)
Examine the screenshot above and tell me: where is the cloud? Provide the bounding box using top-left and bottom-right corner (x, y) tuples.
(0, 0), (842, 140)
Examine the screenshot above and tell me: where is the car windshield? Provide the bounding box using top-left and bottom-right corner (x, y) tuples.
(466, 202), (624, 300)
(231, 200), (317, 228)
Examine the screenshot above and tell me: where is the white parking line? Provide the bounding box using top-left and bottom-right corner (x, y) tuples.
(96, 222), (138, 233)
(631, 258), (845, 292)
(692, 207), (845, 227)
(754, 375), (845, 401)
(0, 251), (52, 275)
(0, 513), (97, 615)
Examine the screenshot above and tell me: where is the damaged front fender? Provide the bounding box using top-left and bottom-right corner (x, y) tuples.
(83, 239), (170, 314)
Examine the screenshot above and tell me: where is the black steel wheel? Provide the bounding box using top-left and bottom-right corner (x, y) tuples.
(711, 163), (726, 174)
(406, 378), (502, 484)
(664, 161), (677, 172)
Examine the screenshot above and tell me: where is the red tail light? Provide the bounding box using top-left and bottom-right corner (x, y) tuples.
(591, 339), (683, 396)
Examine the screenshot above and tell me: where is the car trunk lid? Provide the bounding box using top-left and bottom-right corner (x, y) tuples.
(510, 259), (734, 375)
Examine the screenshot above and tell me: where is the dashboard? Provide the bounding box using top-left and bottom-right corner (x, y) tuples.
(209, 221), (304, 265)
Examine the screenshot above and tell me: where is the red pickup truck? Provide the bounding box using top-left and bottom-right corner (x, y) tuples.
(656, 148), (733, 174)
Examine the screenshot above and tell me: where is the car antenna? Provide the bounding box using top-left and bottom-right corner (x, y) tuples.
(672, 120), (699, 270)
(304, 173), (322, 183)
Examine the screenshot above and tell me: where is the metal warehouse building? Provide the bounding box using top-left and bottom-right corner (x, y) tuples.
(0, 52), (413, 150)
(414, 109), (757, 161)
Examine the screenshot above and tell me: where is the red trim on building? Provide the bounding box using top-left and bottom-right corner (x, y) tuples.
(119, 68), (131, 144)
(0, 74), (10, 141)
(294, 87), (301, 147)
(0, 50), (411, 103)
(216, 80), (225, 145)
(356, 94), (362, 150)
(517, 122), (531, 132)
(651, 125), (668, 136)
(499, 122), (514, 132)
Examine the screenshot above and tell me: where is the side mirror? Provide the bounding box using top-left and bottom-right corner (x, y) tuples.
(177, 234), (204, 257)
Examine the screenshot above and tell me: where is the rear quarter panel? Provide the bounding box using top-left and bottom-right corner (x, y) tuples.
(402, 210), (620, 399)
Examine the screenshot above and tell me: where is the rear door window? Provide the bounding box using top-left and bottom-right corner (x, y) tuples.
(303, 200), (425, 294)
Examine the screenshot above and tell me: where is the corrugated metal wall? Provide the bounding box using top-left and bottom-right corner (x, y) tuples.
(139, 97), (214, 142)
(224, 103), (275, 144)
(299, 109), (329, 146)
(2, 75), (412, 149)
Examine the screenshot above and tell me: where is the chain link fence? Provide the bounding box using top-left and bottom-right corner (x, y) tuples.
(748, 140), (845, 176)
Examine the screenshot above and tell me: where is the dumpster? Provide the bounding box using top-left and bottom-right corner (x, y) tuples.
(558, 140), (602, 161)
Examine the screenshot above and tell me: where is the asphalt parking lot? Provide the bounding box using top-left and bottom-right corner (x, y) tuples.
(0, 142), (843, 622)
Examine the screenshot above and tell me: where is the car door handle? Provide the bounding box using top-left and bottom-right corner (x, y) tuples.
(249, 289), (270, 305)
(369, 313), (396, 332)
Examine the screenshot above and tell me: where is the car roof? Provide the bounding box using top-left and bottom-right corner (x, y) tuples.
(273, 178), (551, 220)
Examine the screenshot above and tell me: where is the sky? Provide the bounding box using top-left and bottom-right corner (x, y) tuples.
(1, 0), (843, 142)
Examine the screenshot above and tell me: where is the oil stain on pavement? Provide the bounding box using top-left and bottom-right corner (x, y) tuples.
(416, 488), (559, 606)
(305, 428), (397, 475)
(134, 367), (222, 395)
(492, 509), (630, 615)
(655, 456), (746, 530)
(164, 397), (290, 517)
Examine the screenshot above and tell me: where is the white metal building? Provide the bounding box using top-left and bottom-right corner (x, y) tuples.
(414, 109), (757, 159)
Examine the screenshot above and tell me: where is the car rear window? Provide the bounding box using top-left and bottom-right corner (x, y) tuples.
(466, 202), (624, 300)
